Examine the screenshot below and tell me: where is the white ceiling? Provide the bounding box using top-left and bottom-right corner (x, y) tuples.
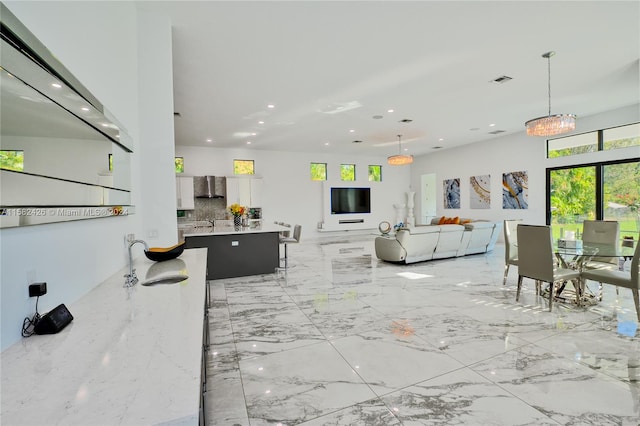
(162, 1), (640, 158)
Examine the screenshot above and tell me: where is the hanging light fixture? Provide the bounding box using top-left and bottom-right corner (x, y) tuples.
(387, 134), (413, 166)
(525, 51), (576, 137)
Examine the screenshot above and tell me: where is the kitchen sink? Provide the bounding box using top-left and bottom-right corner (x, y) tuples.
(141, 274), (189, 286)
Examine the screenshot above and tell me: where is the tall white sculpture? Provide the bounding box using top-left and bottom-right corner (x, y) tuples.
(406, 191), (416, 226)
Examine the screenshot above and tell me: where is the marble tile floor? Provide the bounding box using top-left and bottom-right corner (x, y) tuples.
(204, 234), (639, 425)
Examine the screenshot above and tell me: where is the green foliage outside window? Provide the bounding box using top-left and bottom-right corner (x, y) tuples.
(109, 154), (113, 171)
(340, 164), (355, 181)
(234, 159), (254, 175)
(0, 150), (24, 171)
(310, 163), (327, 181)
(175, 157), (184, 173)
(368, 165), (381, 182)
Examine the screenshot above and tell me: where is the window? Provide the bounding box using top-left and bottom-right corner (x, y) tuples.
(0, 150), (24, 171)
(547, 122), (639, 158)
(175, 157), (184, 173)
(603, 123), (640, 151)
(340, 164), (355, 181)
(109, 154), (113, 171)
(546, 122), (640, 239)
(548, 133), (597, 158)
(310, 163), (327, 181)
(234, 159), (254, 175)
(368, 165), (382, 182)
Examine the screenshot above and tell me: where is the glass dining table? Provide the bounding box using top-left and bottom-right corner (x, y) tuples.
(553, 241), (636, 306)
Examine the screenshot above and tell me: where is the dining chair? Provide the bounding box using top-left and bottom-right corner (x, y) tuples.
(581, 241), (640, 321)
(280, 224), (302, 268)
(503, 219), (522, 285)
(516, 224), (581, 311)
(582, 220), (620, 270)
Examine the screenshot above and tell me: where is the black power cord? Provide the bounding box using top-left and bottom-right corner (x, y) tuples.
(21, 295), (41, 337)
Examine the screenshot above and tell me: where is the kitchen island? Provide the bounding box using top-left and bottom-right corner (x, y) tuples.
(184, 224), (285, 280)
(0, 248), (208, 426)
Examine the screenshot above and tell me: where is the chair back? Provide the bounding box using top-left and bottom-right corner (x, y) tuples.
(292, 224), (302, 242)
(582, 220), (620, 244)
(517, 224), (555, 283)
(582, 220), (620, 264)
(631, 241), (640, 287)
(504, 219), (521, 263)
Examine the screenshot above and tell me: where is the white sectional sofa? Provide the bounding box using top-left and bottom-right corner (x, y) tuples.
(375, 219), (499, 264)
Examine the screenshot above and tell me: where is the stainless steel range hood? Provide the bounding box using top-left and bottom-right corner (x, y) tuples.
(194, 176), (226, 198)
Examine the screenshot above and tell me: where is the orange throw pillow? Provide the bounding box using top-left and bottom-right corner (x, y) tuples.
(438, 216), (447, 225)
(452, 216), (460, 224)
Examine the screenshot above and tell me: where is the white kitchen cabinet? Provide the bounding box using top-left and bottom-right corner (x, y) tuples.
(226, 177), (262, 207)
(176, 176), (195, 210)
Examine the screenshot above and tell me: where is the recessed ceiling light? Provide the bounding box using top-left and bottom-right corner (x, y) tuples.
(206, 139), (212, 143)
(81, 107), (90, 112)
(51, 83), (62, 88)
(267, 104), (275, 109)
(387, 109), (394, 113)
(246, 141), (252, 144)
(489, 123), (496, 127)
(349, 129), (355, 133)
(438, 138), (444, 141)
(258, 121), (265, 124)
(251, 132), (257, 136)
(324, 142), (329, 146)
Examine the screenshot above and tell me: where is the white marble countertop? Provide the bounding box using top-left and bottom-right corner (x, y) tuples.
(0, 248), (208, 426)
(184, 223), (287, 237)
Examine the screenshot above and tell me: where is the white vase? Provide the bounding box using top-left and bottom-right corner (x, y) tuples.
(406, 191), (416, 226)
(393, 203), (406, 225)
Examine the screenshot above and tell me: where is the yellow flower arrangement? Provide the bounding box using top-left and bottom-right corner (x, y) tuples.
(228, 203), (246, 217)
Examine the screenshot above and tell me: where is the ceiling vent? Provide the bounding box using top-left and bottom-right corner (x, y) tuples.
(352, 140), (363, 144)
(488, 130), (506, 135)
(174, 112), (181, 117)
(433, 146), (443, 149)
(490, 75), (513, 84)
(399, 118), (413, 123)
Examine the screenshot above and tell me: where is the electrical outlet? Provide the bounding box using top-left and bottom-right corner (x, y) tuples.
(126, 233), (135, 243)
(29, 282), (47, 297)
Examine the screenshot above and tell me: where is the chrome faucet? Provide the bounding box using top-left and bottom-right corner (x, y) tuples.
(124, 239), (149, 287)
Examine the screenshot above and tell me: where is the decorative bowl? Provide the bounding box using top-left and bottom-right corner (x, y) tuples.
(144, 241), (185, 262)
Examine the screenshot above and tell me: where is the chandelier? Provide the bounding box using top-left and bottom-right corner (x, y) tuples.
(525, 51), (576, 137)
(387, 134), (413, 166)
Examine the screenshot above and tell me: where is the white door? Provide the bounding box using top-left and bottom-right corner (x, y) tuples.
(421, 173), (436, 223)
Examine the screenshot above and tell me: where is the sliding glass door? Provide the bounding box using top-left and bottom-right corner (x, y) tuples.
(547, 160), (639, 241)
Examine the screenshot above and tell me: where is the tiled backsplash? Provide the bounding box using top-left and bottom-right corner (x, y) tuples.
(178, 198), (227, 224)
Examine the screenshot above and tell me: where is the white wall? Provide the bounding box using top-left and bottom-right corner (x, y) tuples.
(410, 104), (640, 238)
(0, 2), (176, 350)
(174, 145), (411, 237)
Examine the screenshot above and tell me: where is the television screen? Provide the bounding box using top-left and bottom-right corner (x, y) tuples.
(331, 187), (371, 214)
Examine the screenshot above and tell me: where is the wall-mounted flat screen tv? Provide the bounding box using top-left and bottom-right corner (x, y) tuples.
(331, 187), (371, 214)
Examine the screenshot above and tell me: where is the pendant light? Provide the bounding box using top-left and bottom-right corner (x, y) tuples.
(387, 134), (413, 166)
(525, 51), (576, 137)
